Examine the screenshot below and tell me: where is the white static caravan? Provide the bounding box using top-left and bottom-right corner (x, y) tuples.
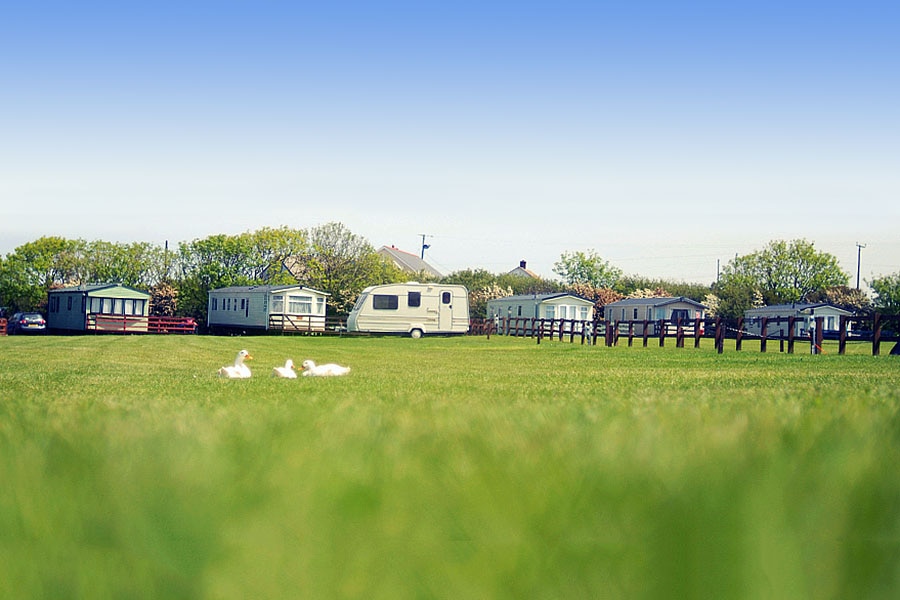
(347, 283), (470, 337)
(604, 296), (707, 335)
(486, 293), (594, 322)
(743, 303), (853, 338)
(207, 285), (329, 334)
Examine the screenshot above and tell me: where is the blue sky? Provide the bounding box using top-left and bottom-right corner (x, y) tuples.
(2, 1), (898, 285)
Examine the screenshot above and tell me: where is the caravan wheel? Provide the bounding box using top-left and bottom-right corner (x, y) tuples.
(410, 328), (423, 339)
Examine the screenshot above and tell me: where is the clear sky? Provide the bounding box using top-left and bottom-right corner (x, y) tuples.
(2, 1), (898, 286)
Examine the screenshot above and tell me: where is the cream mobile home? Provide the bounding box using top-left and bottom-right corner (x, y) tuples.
(347, 283), (469, 337)
(207, 285), (329, 334)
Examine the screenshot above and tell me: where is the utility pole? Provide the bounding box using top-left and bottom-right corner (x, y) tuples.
(419, 234), (432, 259)
(856, 242), (866, 289)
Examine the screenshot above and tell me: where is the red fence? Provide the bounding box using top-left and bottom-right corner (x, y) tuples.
(0, 318), (6, 336)
(148, 316), (198, 334)
(86, 314), (197, 334)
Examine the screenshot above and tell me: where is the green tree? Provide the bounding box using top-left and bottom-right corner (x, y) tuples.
(565, 282), (623, 318)
(869, 273), (900, 315)
(301, 222), (403, 314)
(84, 240), (167, 288)
(714, 239), (848, 318)
(553, 250), (622, 288)
(0, 237), (83, 312)
(807, 285), (873, 315)
(175, 234), (257, 320)
(617, 275), (711, 302)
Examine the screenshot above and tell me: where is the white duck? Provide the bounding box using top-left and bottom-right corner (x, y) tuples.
(301, 359), (351, 377)
(272, 359), (298, 379)
(218, 349), (253, 378)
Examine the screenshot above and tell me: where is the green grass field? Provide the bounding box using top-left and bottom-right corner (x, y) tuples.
(1, 334), (898, 599)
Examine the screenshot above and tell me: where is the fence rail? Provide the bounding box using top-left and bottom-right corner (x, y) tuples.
(85, 314), (197, 334)
(472, 314), (900, 356)
(268, 314), (350, 335)
(147, 316), (198, 334)
(0, 318), (6, 336)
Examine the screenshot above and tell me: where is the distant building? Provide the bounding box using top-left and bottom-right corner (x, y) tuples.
(743, 303), (853, 337)
(487, 293), (594, 322)
(48, 283), (151, 332)
(377, 245), (442, 279)
(207, 285), (330, 334)
(507, 260), (540, 279)
(604, 296), (707, 335)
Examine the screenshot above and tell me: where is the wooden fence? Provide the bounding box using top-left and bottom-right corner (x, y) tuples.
(473, 314), (900, 356)
(268, 314), (352, 335)
(0, 318), (6, 336)
(86, 314), (198, 334)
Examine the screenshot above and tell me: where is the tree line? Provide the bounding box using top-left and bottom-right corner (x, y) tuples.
(2, 226), (898, 323)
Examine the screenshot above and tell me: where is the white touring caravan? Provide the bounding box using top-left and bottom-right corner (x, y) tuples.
(348, 283), (470, 337)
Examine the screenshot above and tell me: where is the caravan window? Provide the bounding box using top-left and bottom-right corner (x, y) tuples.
(408, 292), (421, 307)
(441, 292), (451, 304)
(670, 309), (690, 323)
(374, 294), (399, 310)
(272, 295), (284, 313)
(288, 295), (312, 313)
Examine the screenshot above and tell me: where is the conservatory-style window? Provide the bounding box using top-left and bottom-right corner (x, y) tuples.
(272, 295), (284, 313)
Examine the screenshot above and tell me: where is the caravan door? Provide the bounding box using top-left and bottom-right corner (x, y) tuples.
(438, 290), (453, 331)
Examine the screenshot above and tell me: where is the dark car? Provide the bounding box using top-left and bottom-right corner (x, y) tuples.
(8, 312), (47, 334)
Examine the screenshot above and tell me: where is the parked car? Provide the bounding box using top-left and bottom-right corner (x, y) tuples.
(8, 312), (47, 334)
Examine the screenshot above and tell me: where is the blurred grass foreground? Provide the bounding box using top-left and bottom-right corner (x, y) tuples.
(1, 334), (898, 599)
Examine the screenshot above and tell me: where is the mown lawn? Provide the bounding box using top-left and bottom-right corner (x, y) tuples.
(1, 334), (898, 599)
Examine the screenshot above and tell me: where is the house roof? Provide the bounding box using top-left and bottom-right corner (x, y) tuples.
(210, 285), (329, 296)
(745, 303), (852, 315)
(378, 246), (442, 278)
(489, 293), (593, 304)
(605, 296), (708, 309)
(507, 260), (540, 279)
(50, 283), (150, 296)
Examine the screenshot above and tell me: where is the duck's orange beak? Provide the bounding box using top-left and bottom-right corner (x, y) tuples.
(245, 354), (253, 360)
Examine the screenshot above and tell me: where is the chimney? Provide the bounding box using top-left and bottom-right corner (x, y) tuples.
(519, 260), (527, 269)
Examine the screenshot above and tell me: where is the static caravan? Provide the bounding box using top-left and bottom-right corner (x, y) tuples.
(347, 283), (469, 337)
(47, 283), (151, 332)
(744, 303), (853, 338)
(487, 293), (594, 322)
(604, 296), (707, 335)
(486, 293), (594, 334)
(207, 285), (329, 334)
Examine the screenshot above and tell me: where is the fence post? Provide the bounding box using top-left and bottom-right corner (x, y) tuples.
(839, 315), (847, 355)
(642, 320), (650, 347)
(787, 316), (795, 354)
(815, 316), (824, 355)
(716, 317), (724, 353)
(694, 317), (702, 348)
(628, 321), (634, 347)
(676, 318), (685, 348)
(735, 317), (743, 351)
(760, 317), (768, 353)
